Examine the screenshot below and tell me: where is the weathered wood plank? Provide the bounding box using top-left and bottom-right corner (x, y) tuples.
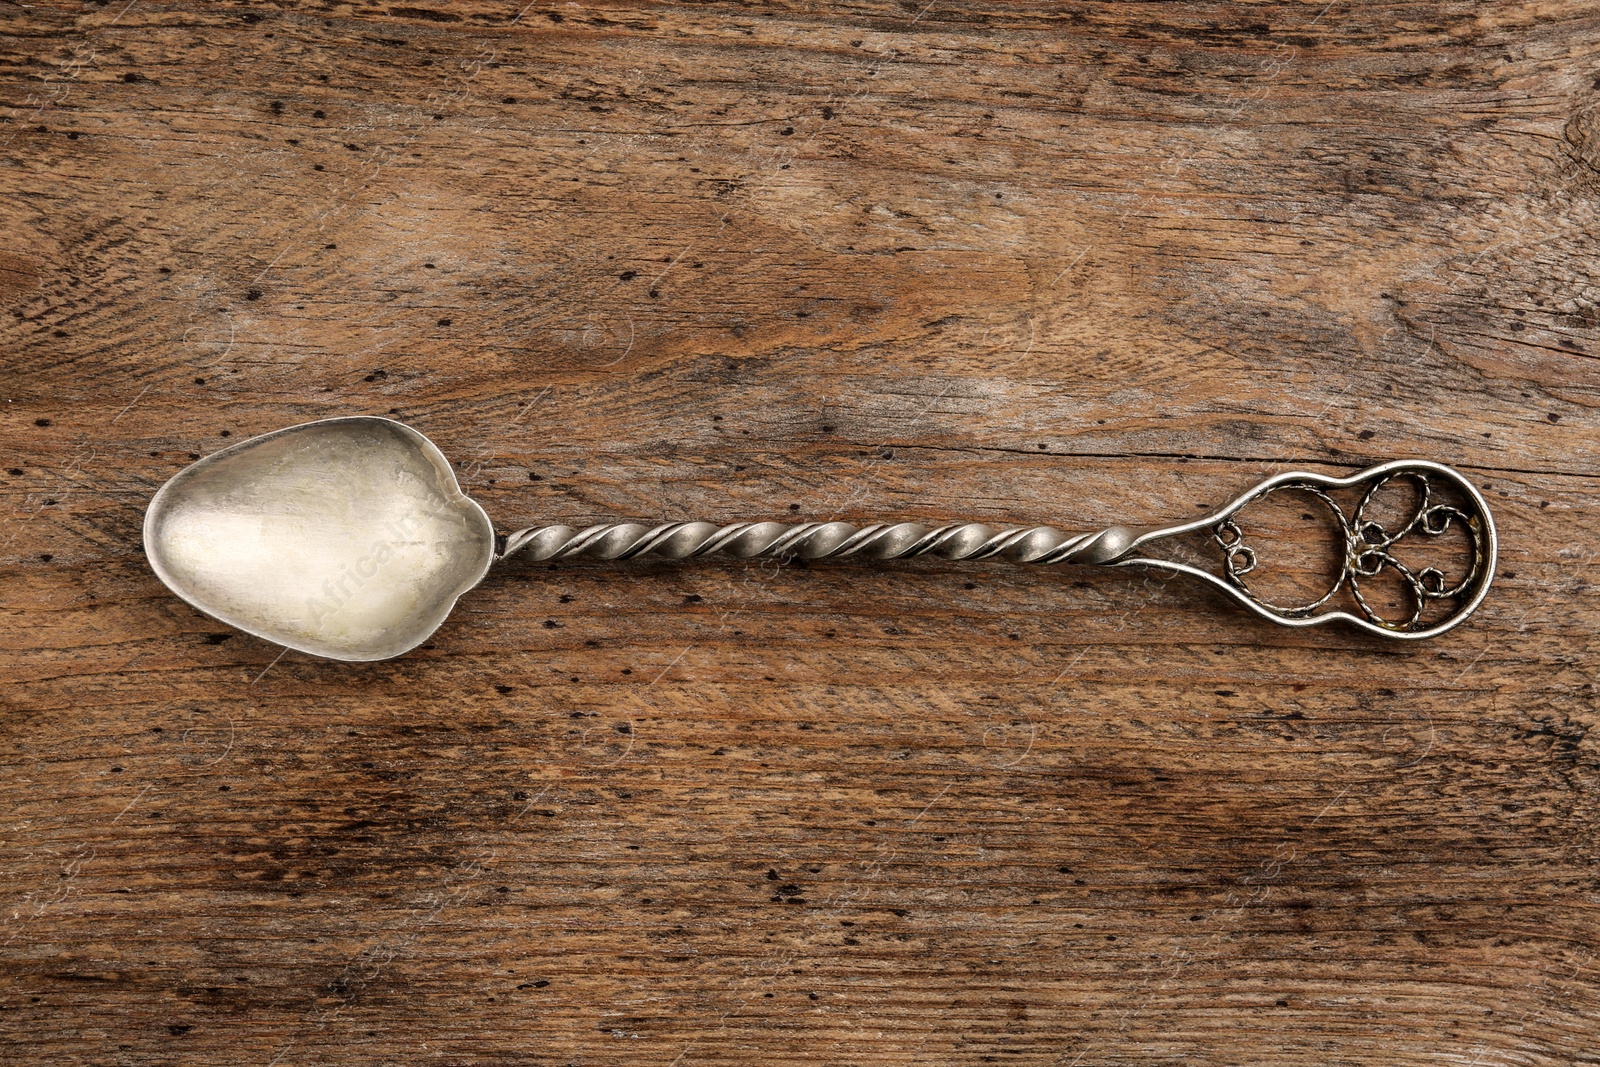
(2, 1), (1598, 1064)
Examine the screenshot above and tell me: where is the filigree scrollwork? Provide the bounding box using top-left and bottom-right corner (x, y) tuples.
(1211, 465), (1494, 637)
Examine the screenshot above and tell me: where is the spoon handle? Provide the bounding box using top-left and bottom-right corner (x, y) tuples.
(500, 520), (1135, 566)
(498, 459), (1497, 641)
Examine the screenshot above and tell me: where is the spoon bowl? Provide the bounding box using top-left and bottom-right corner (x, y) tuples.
(143, 417), (495, 661)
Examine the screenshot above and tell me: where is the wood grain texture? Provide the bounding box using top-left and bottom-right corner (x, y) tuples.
(2, 1), (1597, 1063)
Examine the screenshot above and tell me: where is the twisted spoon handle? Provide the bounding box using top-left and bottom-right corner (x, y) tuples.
(497, 461), (1495, 641)
(500, 520), (1137, 566)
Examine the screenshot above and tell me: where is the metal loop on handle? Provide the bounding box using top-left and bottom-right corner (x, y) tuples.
(1116, 460), (1496, 640)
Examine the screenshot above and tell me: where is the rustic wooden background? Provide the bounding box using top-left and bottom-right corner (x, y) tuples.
(3, 1), (1598, 1063)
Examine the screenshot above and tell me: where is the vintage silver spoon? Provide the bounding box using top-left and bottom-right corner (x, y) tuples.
(142, 416), (1496, 662)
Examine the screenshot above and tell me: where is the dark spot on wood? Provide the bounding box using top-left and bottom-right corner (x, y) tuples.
(34, 418), (49, 427)
(391, 6), (462, 22)
(438, 318), (452, 326)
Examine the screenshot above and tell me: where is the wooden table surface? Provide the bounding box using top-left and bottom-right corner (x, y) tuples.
(3, 2), (1597, 1064)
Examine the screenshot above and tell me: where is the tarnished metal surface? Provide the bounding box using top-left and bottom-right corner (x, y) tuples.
(142, 417), (495, 661)
(145, 417), (1496, 661)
